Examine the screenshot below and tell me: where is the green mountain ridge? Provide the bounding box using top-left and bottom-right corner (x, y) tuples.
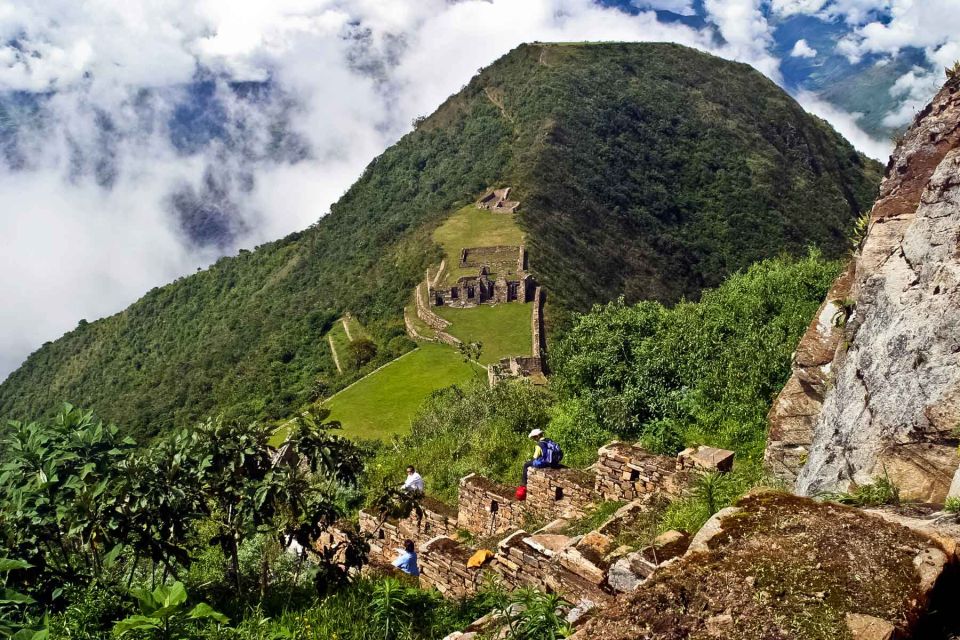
(0, 42), (882, 438)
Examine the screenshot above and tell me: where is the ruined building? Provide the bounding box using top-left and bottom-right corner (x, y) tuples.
(430, 245), (533, 307)
(477, 187), (520, 213)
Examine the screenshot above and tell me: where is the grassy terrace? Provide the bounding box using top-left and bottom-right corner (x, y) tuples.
(435, 302), (533, 365)
(432, 203), (525, 283)
(322, 343), (484, 440)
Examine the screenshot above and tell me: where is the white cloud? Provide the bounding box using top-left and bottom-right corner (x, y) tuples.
(791, 39), (818, 58)
(834, 0), (960, 60)
(795, 90), (892, 161)
(0, 0), (941, 382)
(630, 0), (697, 16)
(703, 0), (781, 81)
(770, 0), (829, 17)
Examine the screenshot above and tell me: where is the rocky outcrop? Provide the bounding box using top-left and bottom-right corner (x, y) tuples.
(767, 75), (960, 502)
(570, 492), (954, 640)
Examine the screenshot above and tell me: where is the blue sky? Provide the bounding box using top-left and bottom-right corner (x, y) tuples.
(0, 0), (957, 379)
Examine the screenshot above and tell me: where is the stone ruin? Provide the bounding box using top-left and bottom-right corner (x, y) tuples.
(333, 442), (735, 608)
(477, 187), (520, 213)
(430, 245), (532, 308)
(488, 286), (546, 387)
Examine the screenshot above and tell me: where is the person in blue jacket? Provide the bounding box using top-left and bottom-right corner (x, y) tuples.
(392, 539), (420, 577)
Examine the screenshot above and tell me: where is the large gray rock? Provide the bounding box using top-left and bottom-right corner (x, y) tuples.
(785, 77), (960, 503)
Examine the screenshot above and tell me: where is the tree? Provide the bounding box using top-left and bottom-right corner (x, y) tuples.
(0, 405), (137, 596)
(348, 338), (378, 368)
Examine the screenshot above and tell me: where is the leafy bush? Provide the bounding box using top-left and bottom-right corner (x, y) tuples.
(485, 588), (572, 640)
(366, 380), (561, 502)
(658, 463), (769, 535)
(348, 338), (379, 368)
(113, 581), (228, 639)
(822, 474), (901, 508)
(945, 496), (960, 514)
(551, 252), (841, 460)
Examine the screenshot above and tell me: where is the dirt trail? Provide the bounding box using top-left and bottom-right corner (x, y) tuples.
(328, 334), (343, 374)
(342, 316), (354, 342)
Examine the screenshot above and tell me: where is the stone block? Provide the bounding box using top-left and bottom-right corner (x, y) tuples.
(845, 613), (895, 640)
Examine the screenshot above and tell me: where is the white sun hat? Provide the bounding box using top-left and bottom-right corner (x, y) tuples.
(528, 428), (543, 438)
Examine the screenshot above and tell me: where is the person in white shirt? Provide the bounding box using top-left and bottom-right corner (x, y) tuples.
(402, 465), (424, 493)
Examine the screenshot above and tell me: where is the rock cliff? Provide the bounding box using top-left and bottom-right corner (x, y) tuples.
(766, 74), (960, 501)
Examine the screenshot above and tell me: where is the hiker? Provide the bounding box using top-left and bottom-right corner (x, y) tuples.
(520, 428), (563, 487)
(392, 539), (420, 577)
(402, 465), (424, 493)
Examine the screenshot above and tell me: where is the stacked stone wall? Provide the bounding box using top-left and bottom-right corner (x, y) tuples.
(489, 531), (610, 604)
(355, 440), (732, 607)
(594, 442), (686, 501)
(416, 281), (450, 331)
(526, 467), (597, 520)
(359, 497), (459, 563)
(360, 511), (405, 564)
(416, 280), (461, 345)
(419, 536), (487, 598)
(457, 473), (526, 537)
(531, 287), (544, 360)
(459, 246), (521, 268)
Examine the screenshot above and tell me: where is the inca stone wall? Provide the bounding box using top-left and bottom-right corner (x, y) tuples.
(767, 76), (960, 503)
(457, 473), (527, 537)
(526, 467), (597, 520)
(419, 536), (487, 599)
(350, 440), (733, 605)
(531, 286), (544, 360)
(594, 442), (686, 501)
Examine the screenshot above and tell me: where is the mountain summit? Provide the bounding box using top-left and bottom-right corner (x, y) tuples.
(0, 42), (881, 436)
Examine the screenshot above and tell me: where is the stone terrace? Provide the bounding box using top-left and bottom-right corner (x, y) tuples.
(349, 442), (735, 605)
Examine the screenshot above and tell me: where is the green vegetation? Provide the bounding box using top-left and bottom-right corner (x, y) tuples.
(112, 582), (227, 639)
(821, 473), (901, 507)
(368, 379), (556, 504)
(323, 344), (484, 440)
(372, 253), (838, 507)
(433, 204), (525, 283)
(0, 42), (880, 438)
(436, 303), (533, 363)
(551, 251), (841, 460)
(945, 496), (960, 514)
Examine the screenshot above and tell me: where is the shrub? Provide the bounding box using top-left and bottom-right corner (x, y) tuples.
(349, 338), (379, 368)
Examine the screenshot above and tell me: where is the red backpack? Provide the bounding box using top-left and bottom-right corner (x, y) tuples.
(515, 485), (527, 501)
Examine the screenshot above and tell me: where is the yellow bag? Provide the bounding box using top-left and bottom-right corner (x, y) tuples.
(467, 548), (494, 569)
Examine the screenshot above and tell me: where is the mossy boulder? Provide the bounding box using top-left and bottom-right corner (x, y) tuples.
(573, 491), (952, 639)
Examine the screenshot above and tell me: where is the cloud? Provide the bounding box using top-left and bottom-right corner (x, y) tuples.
(630, 0), (697, 16)
(794, 90), (892, 161)
(833, 1), (960, 61)
(0, 0), (944, 382)
(702, 0), (781, 81)
(791, 39), (818, 58)
(770, 0), (829, 17)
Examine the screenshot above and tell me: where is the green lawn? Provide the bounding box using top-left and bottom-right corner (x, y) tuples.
(435, 302), (533, 364)
(433, 204), (524, 283)
(321, 344), (484, 440)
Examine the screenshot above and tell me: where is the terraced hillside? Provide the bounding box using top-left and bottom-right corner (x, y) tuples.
(0, 42), (882, 439)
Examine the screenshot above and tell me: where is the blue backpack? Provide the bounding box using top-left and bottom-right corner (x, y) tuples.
(540, 439), (564, 466)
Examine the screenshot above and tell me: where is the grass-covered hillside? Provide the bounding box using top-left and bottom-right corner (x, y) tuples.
(0, 42), (881, 438)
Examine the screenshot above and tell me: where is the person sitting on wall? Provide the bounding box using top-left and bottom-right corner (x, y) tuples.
(520, 428), (563, 489)
(392, 539), (420, 577)
(402, 465), (424, 493)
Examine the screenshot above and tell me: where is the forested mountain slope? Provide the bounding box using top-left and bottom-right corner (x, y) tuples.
(0, 43), (882, 438)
